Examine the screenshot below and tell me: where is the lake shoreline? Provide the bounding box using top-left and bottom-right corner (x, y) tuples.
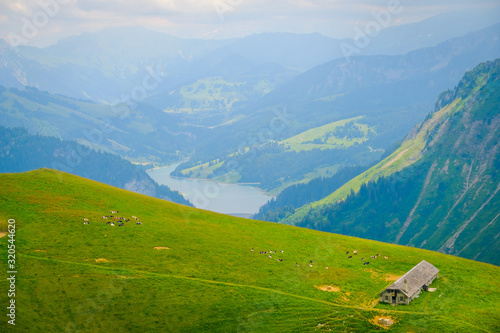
(147, 166), (270, 192)
(147, 165), (273, 215)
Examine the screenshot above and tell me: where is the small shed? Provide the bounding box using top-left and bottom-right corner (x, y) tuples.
(379, 260), (439, 305)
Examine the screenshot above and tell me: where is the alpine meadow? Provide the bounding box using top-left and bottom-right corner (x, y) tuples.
(0, 1), (499, 332)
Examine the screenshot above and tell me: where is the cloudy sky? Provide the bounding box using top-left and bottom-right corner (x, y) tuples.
(1, 0), (499, 47)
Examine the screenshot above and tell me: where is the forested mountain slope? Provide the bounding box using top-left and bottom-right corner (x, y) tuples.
(0, 126), (191, 206)
(283, 59), (500, 265)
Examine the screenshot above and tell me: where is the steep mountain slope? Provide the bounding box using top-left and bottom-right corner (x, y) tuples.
(0, 85), (195, 162)
(0, 126), (191, 206)
(254, 165), (370, 221)
(284, 59), (500, 266)
(0, 169), (499, 332)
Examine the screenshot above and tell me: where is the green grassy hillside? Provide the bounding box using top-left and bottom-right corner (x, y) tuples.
(280, 116), (376, 152)
(0, 169), (498, 332)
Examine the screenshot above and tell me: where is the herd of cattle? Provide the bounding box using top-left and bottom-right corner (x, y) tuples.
(82, 211), (143, 227)
(345, 250), (389, 266)
(251, 247), (389, 268)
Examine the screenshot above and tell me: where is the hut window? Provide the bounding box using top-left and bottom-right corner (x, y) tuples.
(399, 297), (404, 301)
(385, 296), (388, 301)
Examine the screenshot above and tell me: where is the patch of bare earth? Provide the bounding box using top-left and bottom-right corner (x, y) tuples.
(371, 316), (395, 329)
(0, 232), (7, 238)
(315, 285), (340, 292)
(94, 258), (112, 263)
(34, 249), (47, 252)
(154, 247), (171, 250)
(384, 274), (402, 282)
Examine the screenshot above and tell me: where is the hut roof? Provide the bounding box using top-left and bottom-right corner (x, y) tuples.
(382, 260), (439, 297)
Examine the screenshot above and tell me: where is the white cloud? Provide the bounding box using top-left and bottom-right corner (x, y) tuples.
(0, 0), (498, 47)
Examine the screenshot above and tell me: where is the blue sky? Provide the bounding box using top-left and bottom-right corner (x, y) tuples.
(1, 0), (499, 47)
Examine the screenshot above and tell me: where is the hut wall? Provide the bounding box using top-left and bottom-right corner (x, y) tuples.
(379, 289), (409, 305)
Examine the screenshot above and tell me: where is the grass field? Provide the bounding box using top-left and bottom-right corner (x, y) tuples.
(0, 169), (498, 332)
(280, 116), (375, 152)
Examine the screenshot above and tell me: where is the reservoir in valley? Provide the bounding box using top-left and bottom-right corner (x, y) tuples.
(147, 165), (273, 217)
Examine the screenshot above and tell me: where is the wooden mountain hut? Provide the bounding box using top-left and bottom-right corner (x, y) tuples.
(379, 260), (439, 305)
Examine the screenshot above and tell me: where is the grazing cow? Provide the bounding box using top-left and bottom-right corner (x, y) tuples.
(384, 256), (388, 259)
(101, 216), (107, 219)
(370, 256), (375, 259)
(309, 264), (313, 267)
(82, 218), (89, 221)
(363, 262), (370, 265)
(325, 267), (329, 269)
(353, 250), (358, 254)
(83, 221), (89, 225)
(361, 258), (364, 261)
(348, 256), (352, 259)
(346, 251), (349, 254)
(110, 223), (115, 226)
(310, 260), (314, 264)
(268, 255), (272, 259)
(296, 263), (299, 267)
(281, 249), (284, 253)
(107, 221), (111, 224)
(251, 248), (254, 252)
(376, 253), (380, 256)
(136, 222), (142, 225)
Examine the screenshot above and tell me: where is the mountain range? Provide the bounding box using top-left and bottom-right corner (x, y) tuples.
(172, 23), (500, 190)
(1, 9), (500, 332)
(274, 59), (500, 266)
(0, 11), (499, 263)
